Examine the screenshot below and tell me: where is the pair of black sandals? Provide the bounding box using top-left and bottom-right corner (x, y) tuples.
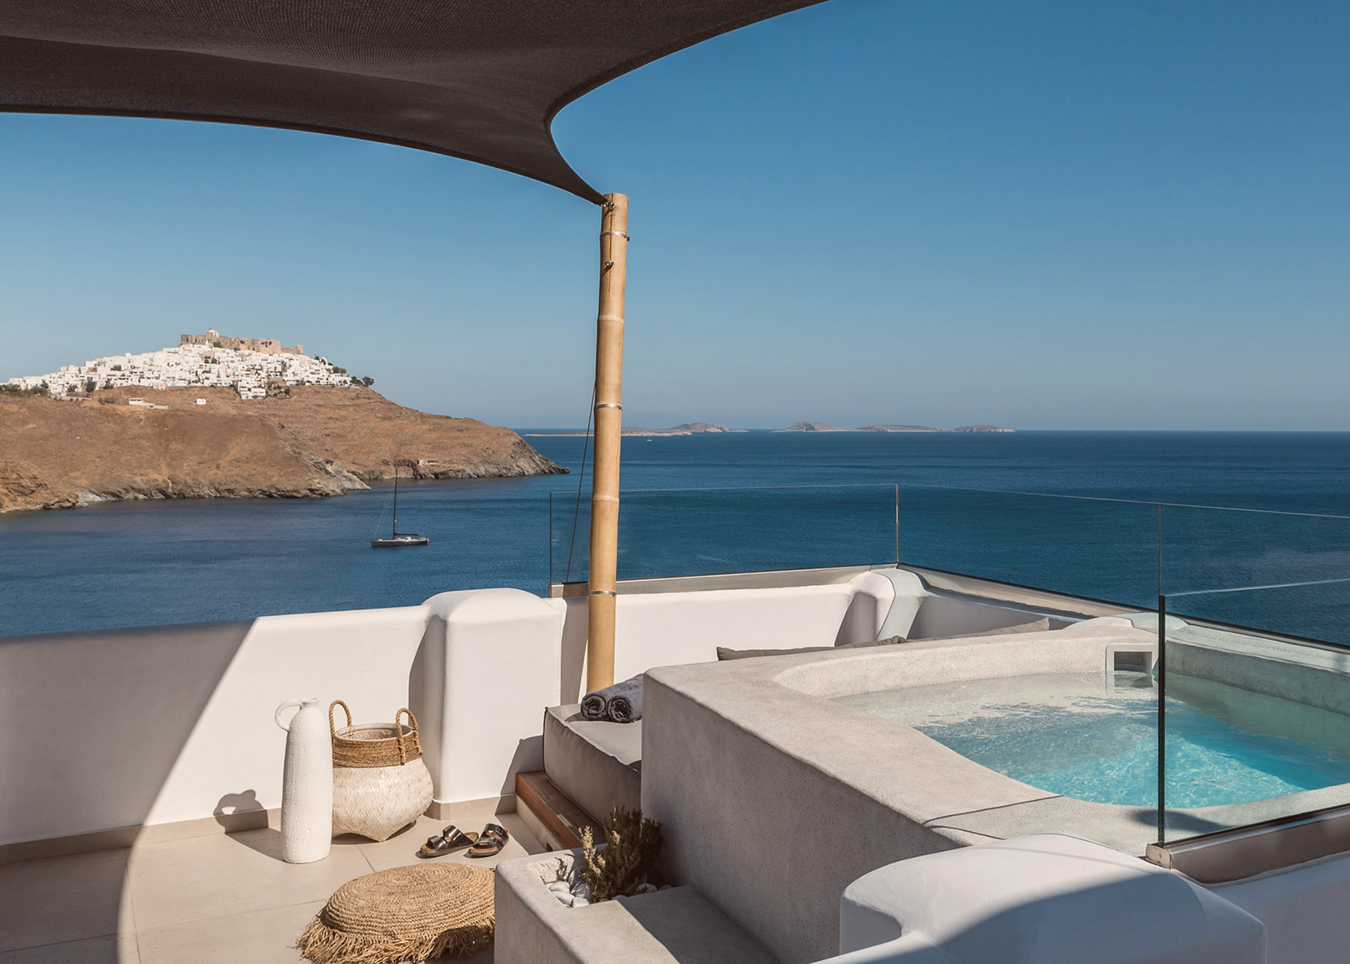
(418, 822), (510, 859)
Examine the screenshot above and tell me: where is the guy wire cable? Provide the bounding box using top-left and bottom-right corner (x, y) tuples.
(563, 384), (596, 584)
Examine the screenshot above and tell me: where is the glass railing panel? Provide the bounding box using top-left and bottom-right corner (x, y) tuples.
(549, 489), (592, 587)
(1159, 580), (1350, 845)
(894, 485), (1161, 609)
(549, 483), (899, 584)
(620, 484), (898, 581)
(1162, 504), (1350, 646)
(554, 482), (1164, 606)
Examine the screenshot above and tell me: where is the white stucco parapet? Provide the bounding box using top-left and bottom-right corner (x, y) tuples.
(416, 589), (568, 806)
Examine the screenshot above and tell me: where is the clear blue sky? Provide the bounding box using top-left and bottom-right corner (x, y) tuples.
(1, 0), (1347, 430)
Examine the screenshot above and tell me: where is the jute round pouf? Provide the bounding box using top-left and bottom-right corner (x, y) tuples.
(297, 863), (494, 964)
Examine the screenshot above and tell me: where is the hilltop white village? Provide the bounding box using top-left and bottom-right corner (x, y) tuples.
(5, 329), (360, 400)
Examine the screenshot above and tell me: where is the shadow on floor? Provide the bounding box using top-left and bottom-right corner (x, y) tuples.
(0, 848), (133, 963)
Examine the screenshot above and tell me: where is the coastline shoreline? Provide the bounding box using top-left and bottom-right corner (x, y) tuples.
(0, 386), (567, 514)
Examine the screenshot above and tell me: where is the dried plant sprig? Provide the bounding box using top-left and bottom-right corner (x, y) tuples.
(578, 805), (663, 902)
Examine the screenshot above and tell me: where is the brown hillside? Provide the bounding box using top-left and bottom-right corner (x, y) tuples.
(0, 386), (566, 513)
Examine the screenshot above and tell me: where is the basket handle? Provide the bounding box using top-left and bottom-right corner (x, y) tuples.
(396, 707), (418, 764)
(329, 700), (352, 738)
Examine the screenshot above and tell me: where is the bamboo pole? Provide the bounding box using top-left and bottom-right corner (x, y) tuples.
(586, 193), (629, 693)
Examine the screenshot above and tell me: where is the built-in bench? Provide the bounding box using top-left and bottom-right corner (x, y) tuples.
(542, 704), (642, 826)
(514, 705), (642, 852)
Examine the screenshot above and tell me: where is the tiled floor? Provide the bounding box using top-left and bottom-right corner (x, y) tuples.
(0, 805), (541, 963)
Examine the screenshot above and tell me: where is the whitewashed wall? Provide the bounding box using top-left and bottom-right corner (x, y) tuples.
(0, 571), (896, 847)
(144, 606), (430, 827)
(0, 606), (428, 846)
(557, 573), (898, 703)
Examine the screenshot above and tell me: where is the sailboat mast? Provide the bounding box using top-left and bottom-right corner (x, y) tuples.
(370, 459), (427, 547)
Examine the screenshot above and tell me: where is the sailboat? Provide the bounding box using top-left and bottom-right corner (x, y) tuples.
(371, 465), (429, 548)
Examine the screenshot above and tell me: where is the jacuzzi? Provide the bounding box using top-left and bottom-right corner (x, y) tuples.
(639, 618), (1350, 964)
(835, 670), (1350, 809)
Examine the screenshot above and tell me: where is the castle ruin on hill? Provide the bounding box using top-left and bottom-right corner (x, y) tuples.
(180, 329), (303, 355)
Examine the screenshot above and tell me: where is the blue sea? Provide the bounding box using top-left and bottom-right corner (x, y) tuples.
(4, 431), (1350, 641)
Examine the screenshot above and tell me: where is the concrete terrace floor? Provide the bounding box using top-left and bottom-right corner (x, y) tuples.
(0, 804), (543, 963)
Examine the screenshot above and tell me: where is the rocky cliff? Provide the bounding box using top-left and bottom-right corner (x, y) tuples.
(0, 386), (566, 513)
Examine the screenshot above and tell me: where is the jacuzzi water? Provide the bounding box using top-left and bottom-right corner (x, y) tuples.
(834, 672), (1350, 808)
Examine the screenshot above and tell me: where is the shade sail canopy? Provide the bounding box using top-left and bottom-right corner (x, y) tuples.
(0, 0), (825, 203)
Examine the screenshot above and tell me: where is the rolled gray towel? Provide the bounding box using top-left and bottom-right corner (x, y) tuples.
(580, 691), (608, 721)
(607, 675), (643, 723)
(580, 674), (643, 724)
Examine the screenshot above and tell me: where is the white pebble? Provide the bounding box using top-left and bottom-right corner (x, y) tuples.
(571, 896), (590, 907)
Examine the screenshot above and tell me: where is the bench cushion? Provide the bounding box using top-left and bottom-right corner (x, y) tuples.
(543, 704), (642, 823)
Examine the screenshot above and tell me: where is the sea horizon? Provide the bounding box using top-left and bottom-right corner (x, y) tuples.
(5, 430), (1350, 639)
(515, 427), (1350, 434)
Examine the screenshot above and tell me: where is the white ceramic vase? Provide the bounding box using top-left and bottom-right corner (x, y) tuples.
(275, 698), (333, 863)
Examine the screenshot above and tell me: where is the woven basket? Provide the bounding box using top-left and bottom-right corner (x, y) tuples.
(329, 700), (422, 768)
(329, 700), (433, 841)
